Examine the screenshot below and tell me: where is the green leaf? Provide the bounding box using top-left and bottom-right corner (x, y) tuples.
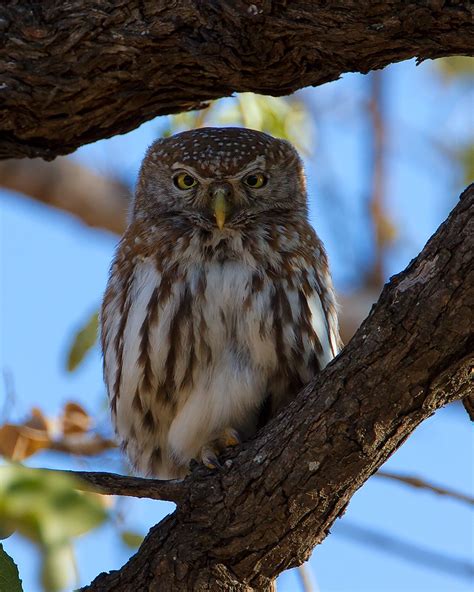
(0, 465), (107, 544)
(0, 465), (107, 591)
(66, 311), (99, 372)
(0, 544), (23, 592)
(436, 56), (474, 81)
(120, 530), (144, 549)
(457, 143), (474, 186)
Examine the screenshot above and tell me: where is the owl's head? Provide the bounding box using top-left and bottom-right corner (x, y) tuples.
(133, 127), (307, 230)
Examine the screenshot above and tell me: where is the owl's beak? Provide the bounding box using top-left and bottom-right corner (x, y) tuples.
(211, 185), (232, 230)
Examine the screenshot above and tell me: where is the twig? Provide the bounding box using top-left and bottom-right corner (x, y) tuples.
(42, 469), (186, 505)
(367, 69), (390, 289)
(296, 564), (316, 592)
(376, 470), (474, 506)
(335, 521), (474, 581)
(49, 436), (118, 456)
(1, 369), (16, 423)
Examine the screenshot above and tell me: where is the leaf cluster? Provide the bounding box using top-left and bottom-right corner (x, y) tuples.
(0, 465), (107, 592)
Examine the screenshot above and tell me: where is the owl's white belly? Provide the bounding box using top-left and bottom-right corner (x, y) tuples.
(167, 261), (278, 465)
(104, 256), (334, 478)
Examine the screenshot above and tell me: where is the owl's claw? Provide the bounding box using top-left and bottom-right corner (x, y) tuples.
(198, 427), (241, 471)
(218, 427), (241, 448)
(200, 445), (223, 470)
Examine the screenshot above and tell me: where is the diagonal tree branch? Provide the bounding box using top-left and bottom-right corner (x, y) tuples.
(80, 186), (473, 591)
(1, 1), (473, 160)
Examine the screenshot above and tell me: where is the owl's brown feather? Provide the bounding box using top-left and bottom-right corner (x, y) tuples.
(101, 127), (341, 479)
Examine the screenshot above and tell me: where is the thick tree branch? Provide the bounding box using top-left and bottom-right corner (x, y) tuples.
(80, 187), (473, 591)
(1, 1), (473, 160)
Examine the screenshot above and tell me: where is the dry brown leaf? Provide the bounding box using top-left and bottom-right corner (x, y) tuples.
(61, 401), (92, 435)
(51, 435), (117, 456)
(0, 423), (51, 461)
(24, 407), (50, 432)
(0, 404), (113, 461)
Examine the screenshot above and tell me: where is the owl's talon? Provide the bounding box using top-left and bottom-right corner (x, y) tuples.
(219, 427), (241, 448)
(200, 445), (222, 470)
(204, 458), (222, 470)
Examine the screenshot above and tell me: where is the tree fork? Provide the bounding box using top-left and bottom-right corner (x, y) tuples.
(81, 187), (473, 591)
(0, 0), (473, 160)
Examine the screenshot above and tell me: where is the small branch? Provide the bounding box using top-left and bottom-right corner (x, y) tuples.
(367, 70), (391, 288)
(49, 437), (118, 457)
(1, 370), (16, 424)
(376, 470), (474, 506)
(296, 565), (316, 592)
(336, 522), (474, 581)
(44, 469), (186, 505)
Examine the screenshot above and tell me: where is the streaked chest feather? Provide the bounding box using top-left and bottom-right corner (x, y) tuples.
(103, 250), (335, 412)
(125, 259), (279, 384)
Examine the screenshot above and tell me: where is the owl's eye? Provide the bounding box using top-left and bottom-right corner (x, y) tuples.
(243, 173), (267, 189)
(174, 172), (198, 190)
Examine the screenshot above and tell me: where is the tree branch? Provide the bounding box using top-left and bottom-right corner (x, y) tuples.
(0, 158), (129, 234)
(1, 1), (473, 160)
(80, 186), (473, 591)
(53, 469), (185, 505)
(335, 522), (474, 580)
(376, 471), (474, 506)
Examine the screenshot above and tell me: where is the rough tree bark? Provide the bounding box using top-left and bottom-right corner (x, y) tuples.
(1, 0), (473, 160)
(79, 187), (473, 591)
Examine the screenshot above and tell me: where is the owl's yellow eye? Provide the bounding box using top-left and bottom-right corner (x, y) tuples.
(243, 173), (267, 189)
(174, 172), (198, 190)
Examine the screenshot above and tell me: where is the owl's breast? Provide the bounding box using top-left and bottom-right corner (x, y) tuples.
(186, 260), (277, 372)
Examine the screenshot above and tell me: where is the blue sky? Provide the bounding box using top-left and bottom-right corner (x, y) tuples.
(1, 58), (473, 592)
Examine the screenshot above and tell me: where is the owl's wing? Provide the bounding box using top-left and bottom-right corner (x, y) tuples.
(295, 240), (341, 375)
(101, 255), (176, 423)
(261, 245), (341, 423)
(306, 278), (341, 369)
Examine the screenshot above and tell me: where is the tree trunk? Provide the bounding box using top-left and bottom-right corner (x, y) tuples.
(80, 186), (473, 591)
(1, 1), (473, 160)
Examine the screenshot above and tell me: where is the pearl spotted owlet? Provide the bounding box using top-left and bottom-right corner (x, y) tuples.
(101, 127), (341, 479)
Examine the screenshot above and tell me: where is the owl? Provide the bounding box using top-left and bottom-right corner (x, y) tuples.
(101, 127), (341, 479)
